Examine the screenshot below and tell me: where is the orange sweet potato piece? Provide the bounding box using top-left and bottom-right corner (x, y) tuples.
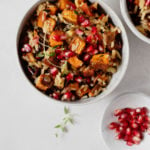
(68, 56), (83, 68)
(59, 0), (69, 10)
(48, 5), (57, 15)
(88, 84), (102, 97)
(90, 54), (110, 71)
(37, 11), (47, 28)
(69, 36), (85, 54)
(62, 10), (78, 24)
(35, 75), (49, 91)
(81, 3), (93, 16)
(49, 31), (64, 47)
(43, 18), (56, 33)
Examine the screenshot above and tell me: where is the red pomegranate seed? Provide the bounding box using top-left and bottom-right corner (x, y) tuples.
(83, 54), (91, 61)
(131, 122), (138, 129)
(86, 45), (94, 53)
(64, 51), (75, 58)
(76, 29), (84, 36)
(86, 78), (91, 84)
(126, 128), (131, 135)
(114, 109), (123, 116)
(21, 44), (32, 52)
(50, 67), (58, 76)
(53, 35), (61, 41)
(136, 108), (141, 113)
(52, 92), (60, 99)
(63, 92), (72, 100)
(115, 133), (123, 140)
(78, 15), (86, 23)
(132, 136), (141, 145)
(109, 122), (119, 130)
(122, 121), (128, 127)
(98, 45), (104, 52)
(141, 107), (148, 115)
(137, 115), (143, 124)
(91, 26), (97, 34)
(91, 49), (98, 55)
(144, 116), (150, 123)
(66, 73), (74, 82)
(145, 0), (150, 6)
(81, 19), (90, 27)
(126, 141), (134, 146)
(75, 76), (82, 83)
(69, 2), (76, 9)
(57, 55), (64, 60)
(55, 49), (62, 54)
(86, 35), (92, 43)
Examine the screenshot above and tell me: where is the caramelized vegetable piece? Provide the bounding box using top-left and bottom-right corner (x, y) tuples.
(90, 54), (110, 71)
(68, 56), (83, 68)
(54, 73), (65, 89)
(25, 53), (36, 63)
(35, 75), (49, 91)
(59, 0), (69, 10)
(49, 30), (64, 47)
(81, 3), (93, 16)
(70, 36), (85, 54)
(88, 84), (102, 97)
(37, 11), (47, 28)
(43, 18), (56, 33)
(62, 10), (78, 24)
(76, 85), (89, 97)
(48, 5), (58, 15)
(75, 0), (84, 7)
(68, 83), (79, 91)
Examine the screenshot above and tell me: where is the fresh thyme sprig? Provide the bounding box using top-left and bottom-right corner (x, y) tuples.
(54, 106), (74, 137)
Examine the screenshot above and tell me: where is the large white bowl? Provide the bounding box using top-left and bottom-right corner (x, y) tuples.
(120, 0), (150, 44)
(16, 0), (129, 105)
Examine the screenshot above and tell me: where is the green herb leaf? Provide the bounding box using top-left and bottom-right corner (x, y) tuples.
(74, 11), (78, 15)
(52, 45), (59, 49)
(49, 52), (55, 57)
(55, 124), (62, 128)
(64, 106), (69, 114)
(36, 52), (45, 58)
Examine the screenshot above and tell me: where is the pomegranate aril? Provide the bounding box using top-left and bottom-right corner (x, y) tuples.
(66, 73), (74, 82)
(57, 55), (64, 60)
(69, 2), (76, 9)
(55, 49), (62, 54)
(126, 141), (134, 146)
(145, 0), (150, 6)
(50, 67), (58, 76)
(131, 122), (138, 129)
(83, 54), (91, 61)
(114, 109), (123, 116)
(132, 130), (142, 138)
(52, 92), (60, 99)
(63, 92), (72, 100)
(53, 35), (61, 41)
(132, 136), (141, 145)
(21, 44), (32, 52)
(75, 76), (82, 83)
(91, 26), (97, 34)
(86, 78), (91, 84)
(98, 45), (104, 52)
(141, 107), (149, 115)
(137, 115), (143, 124)
(109, 122), (119, 130)
(91, 49), (98, 55)
(136, 108), (141, 113)
(76, 29), (84, 36)
(78, 15), (86, 23)
(86, 35), (92, 43)
(81, 19), (90, 27)
(86, 45), (94, 53)
(115, 133), (123, 140)
(126, 127), (131, 135)
(64, 51), (75, 58)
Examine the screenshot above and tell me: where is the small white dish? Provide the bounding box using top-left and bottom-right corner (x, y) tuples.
(120, 0), (150, 44)
(101, 92), (150, 150)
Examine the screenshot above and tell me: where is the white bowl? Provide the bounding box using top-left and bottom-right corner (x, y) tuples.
(120, 0), (150, 44)
(101, 92), (150, 150)
(16, 0), (129, 105)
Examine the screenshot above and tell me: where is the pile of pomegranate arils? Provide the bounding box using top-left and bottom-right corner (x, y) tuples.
(109, 107), (150, 146)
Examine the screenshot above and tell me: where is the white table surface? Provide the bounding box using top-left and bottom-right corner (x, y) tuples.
(0, 0), (150, 150)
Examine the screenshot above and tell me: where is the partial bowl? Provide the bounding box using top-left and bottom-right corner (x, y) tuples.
(16, 0), (129, 105)
(120, 0), (150, 44)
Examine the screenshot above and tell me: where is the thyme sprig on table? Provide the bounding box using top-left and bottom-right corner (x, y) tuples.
(54, 106), (74, 137)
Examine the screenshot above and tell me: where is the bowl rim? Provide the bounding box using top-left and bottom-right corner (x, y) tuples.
(120, 0), (150, 45)
(16, 0), (129, 106)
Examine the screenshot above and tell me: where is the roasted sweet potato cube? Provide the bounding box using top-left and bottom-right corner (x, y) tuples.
(81, 3), (93, 16)
(70, 36), (85, 54)
(26, 53), (36, 63)
(68, 56), (83, 68)
(62, 10), (78, 24)
(35, 75), (49, 91)
(43, 18), (56, 33)
(88, 84), (102, 97)
(49, 31), (64, 47)
(59, 0), (69, 10)
(48, 5), (57, 15)
(37, 11), (47, 28)
(68, 83), (79, 91)
(90, 54), (110, 71)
